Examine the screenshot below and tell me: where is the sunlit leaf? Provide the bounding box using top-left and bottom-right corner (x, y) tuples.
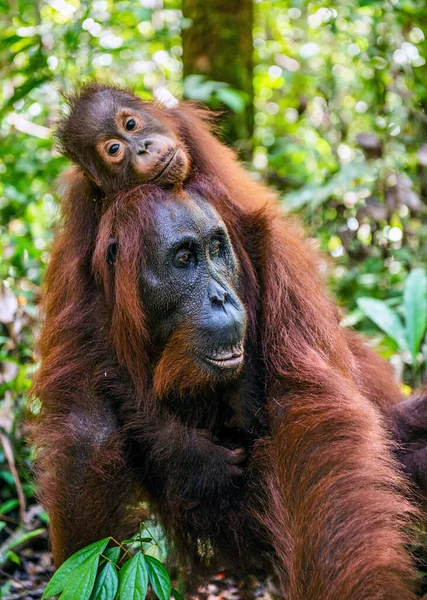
(216, 87), (246, 113)
(404, 268), (427, 363)
(357, 298), (408, 352)
(59, 555), (100, 600)
(283, 161), (373, 212)
(42, 538), (109, 598)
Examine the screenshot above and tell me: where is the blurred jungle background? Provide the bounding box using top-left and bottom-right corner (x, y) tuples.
(1, 0), (427, 597)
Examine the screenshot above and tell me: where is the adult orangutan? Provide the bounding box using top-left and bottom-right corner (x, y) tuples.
(53, 82), (427, 491)
(33, 179), (421, 599)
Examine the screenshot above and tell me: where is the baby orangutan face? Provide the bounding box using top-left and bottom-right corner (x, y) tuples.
(57, 84), (190, 193)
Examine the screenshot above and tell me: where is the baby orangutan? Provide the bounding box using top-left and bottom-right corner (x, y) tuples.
(57, 84), (189, 193)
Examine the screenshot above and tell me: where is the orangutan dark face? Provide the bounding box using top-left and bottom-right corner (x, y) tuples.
(108, 193), (246, 397)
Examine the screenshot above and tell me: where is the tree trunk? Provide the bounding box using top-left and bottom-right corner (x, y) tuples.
(181, 0), (254, 152)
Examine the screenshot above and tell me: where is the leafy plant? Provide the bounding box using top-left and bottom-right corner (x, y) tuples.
(357, 268), (427, 371)
(183, 74), (247, 112)
(42, 526), (182, 600)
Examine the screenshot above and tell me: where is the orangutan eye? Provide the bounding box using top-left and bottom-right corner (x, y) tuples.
(125, 117), (137, 131)
(209, 238), (222, 258)
(108, 143), (121, 156)
(174, 246), (196, 268)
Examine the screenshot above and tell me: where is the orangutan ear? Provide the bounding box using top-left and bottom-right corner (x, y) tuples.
(83, 169), (103, 188)
(55, 166), (102, 205)
(106, 237), (118, 266)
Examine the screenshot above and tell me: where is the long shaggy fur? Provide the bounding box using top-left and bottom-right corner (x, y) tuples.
(31, 89), (420, 598)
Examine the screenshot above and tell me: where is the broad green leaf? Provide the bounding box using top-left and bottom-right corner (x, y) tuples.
(42, 538), (109, 598)
(183, 75), (224, 102)
(216, 87), (246, 113)
(104, 547), (121, 565)
(59, 554), (101, 600)
(357, 297), (408, 352)
(145, 555), (171, 600)
(172, 590), (185, 600)
(404, 268), (427, 363)
(90, 562), (119, 600)
(118, 553), (148, 600)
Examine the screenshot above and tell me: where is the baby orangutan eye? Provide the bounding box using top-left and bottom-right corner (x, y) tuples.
(103, 140), (125, 162)
(124, 116), (138, 131)
(108, 143), (121, 156)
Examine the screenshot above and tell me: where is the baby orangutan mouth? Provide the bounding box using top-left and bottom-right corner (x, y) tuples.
(149, 146), (189, 185)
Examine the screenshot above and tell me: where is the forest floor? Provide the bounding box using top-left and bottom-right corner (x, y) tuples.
(0, 533), (273, 600)
(1, 521), (426, 599)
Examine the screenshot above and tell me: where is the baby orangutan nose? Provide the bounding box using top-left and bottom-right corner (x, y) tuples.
(136, 140), (153, 154)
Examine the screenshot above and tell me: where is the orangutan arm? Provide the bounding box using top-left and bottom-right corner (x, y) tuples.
(259, 371), (416, 600)
(129, 415), (245, 507)
(34, 403), (147, 566)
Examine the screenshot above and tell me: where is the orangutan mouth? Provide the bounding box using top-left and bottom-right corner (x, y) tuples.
(152, 149), (178, 181)
(204, 349), (244, 369)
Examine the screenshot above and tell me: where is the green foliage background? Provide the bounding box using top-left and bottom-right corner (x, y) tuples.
(0, 0), (427, 587)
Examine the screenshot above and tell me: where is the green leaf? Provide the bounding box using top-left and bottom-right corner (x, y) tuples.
(42, 538), (109, 598)
(404, 268), (427, 363)
(90, 562), (119, 600)
(118, 553), (148, 600)
(7, 552), (20, 565)
(183, 75), (222, 102)
(283, 161), (373, 212)
(357, 297), (408, 352)
(144, 544), (163, 561)
(172, 590), (184, 600)
(59, 554), (101, 600)
(0, 528), (45, 565)
(104, 547), (121, 565)
(121, 539), (140, 546)
(140, 522), (167, 562)
(215, 87), (246, 113)
(0, 499), (19, 514)
(0, 579), (13, 597)
(145, 555), (171, 600)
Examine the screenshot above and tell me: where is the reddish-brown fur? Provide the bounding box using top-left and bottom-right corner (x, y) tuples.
(32, 90), (421, 598)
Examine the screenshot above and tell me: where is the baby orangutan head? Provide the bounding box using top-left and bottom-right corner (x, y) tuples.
(56, 83), (190, 194)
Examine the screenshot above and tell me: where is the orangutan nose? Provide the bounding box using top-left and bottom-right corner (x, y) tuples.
(137, 140), (153, 154)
